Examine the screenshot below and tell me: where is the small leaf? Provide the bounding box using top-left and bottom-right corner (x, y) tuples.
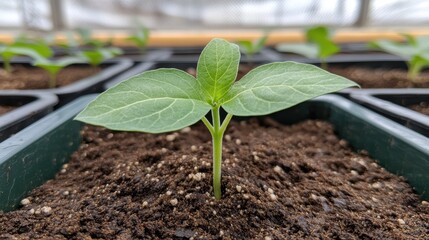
(306, 26), (331, 43)
(254, 35), (268, 53)
(237, 40), (253, 55)
(76, 69), (211, 133)
(33, 56), (84, 75)
(369, 40), (416, 58)
(197, 38), (240, 105)
(318, 39), (339, 58)
(276, 43), (318, 59)
(221, 62), (358, 116)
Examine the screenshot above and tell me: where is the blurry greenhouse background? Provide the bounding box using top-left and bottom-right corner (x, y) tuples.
(0, 0), (429, 32)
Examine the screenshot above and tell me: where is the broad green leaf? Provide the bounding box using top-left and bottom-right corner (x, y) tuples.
(221, 62), (358, 116)
(197, 38), (240, 105)
(75, 69), (211, 133)
(275, 43), (318, 59)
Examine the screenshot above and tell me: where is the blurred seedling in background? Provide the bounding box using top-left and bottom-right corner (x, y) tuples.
(237, 34), (268, 63)
(276, 26), (339, 69)
(76, 27), (110, 49)
(369, 34), (429, 82)
(0, 41), (53, 73)
(32, 56), (84, 88)
(77, 47), (123, 67)
(127, 25), (150, 53)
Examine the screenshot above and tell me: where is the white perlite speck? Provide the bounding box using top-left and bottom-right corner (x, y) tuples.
(273, 166), (282, 174)
(166, 191), (172, 196)
(142, 201), (148, 207)
(264, 236), (272, 240)
(371, 182), (382, 189)
(41, 206), (52, 215)
(267, 188), (274, 194)
(181, 127), (191, 133)
(20, 198), (30, 206)
(170, 198), (178, 206)
(398, 219), (405, 225)
(235, 139), (241, 145)
(191, 145), (198, 152)
(236, 185), (242, 192)
(166, 134), (176, 141)
(224, 135), (231, 141)
(28, 208), (35, 214)
(189, 172), (203, 181)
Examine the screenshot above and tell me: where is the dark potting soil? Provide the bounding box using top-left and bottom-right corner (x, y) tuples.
(328, 66), (429, 88)
(0, 65), (101, 90)
(0, 105), (16, 115)
(1, 119), (428, 239)
(409, 102), (429, 116)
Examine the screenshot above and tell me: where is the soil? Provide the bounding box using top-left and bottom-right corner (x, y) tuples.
(0, 65), (101, 90)
(1, 119), (428, 239)
(409, 102), (429, 116)
(328, 66), (429, 88)
(0, 105), (16, 115)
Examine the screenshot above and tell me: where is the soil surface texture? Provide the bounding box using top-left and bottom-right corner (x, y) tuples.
(0, 65), (101, 90)
(409, 102), (429, 116)
(0, 105), (15, 115)
(329, 66), (429, 88)
(1, 119), (428, 239)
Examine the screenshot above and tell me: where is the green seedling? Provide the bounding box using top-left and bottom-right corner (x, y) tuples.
(237, 34), (268, 62)
(75, 38), (357, 199)
(33, 56), (84, 88)
(369, 34), (429, 82)
(77, 47), (123, 67)
(0, 41), (53, 73)
(76, 27), (107, 48)
(127, 26), (150, 53)
(276, 26), (339, 69)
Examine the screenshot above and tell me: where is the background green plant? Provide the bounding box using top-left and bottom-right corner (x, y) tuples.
(33, 56), (84, 88)
(237, 34), (268, 62)
(369, 34), (429, 82)
(276, 26), (339, 69)
(127, 25), (150, 53)
(0, 41), (53, 73)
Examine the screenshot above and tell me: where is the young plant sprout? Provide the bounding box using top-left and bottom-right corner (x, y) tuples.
(0, 41), (53, 73)
(369, 34), (429, 82)
(127, 26), (150, 53)
(33, 56), (84, 88)
(77, 47), (122, 67)
(276, 26), (339, 69)
(76, 27), (107, 48)
(237, 34), (268, 62)
(75, 38), (357, 199)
